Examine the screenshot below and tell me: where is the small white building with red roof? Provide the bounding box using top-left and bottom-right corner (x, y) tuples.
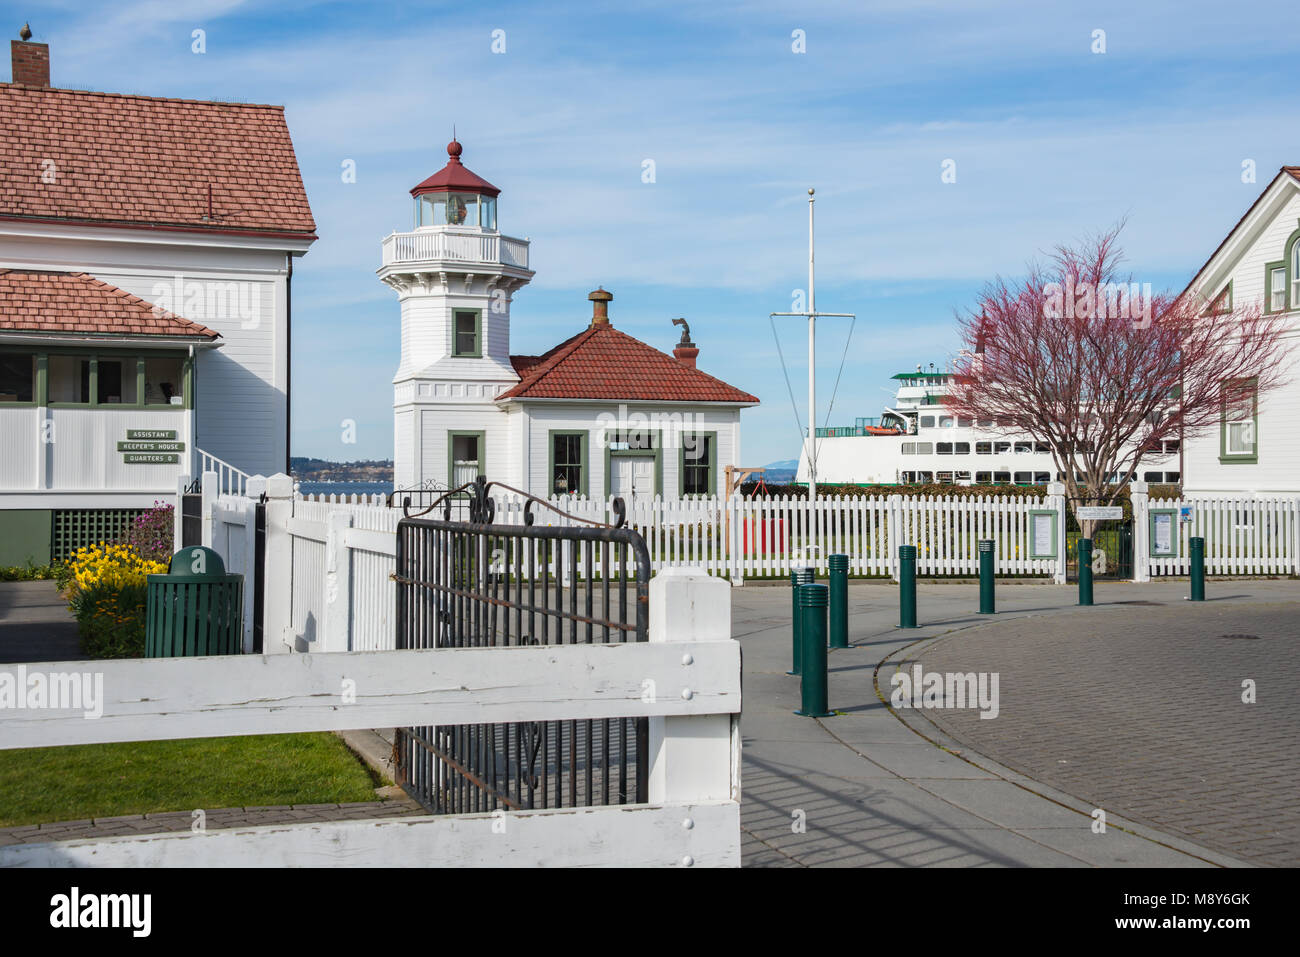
(380, 141), (758, 502)
(0, 32), (315, 564)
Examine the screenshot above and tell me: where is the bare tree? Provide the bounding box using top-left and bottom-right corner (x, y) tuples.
(948, 225), (1290, 529)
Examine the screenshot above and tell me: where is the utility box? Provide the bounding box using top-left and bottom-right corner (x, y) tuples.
(145, 546), (244, 657)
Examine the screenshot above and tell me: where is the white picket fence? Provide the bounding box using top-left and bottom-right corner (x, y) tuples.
(1146, 495), (1300, 577)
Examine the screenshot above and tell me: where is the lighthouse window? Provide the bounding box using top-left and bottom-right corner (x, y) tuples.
(479, 196), (496, 229)
(453, 310), (481, 357)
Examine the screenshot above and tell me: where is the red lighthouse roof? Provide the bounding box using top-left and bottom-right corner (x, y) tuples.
(409, 140), (501, 198)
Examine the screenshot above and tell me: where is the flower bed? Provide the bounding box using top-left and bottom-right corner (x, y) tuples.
(61, 543), (168, 659)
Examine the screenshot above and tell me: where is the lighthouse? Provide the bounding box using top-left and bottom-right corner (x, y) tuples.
(378, 140), (534, 492)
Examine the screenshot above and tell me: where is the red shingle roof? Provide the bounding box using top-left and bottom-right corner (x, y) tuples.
(0, 270), (219, 339)
(410, 140), (501, 198)
(0, 84), (316, 235)
(502, 323), (758, 403)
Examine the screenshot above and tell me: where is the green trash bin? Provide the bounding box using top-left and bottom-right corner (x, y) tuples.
(145, 546), (244, 657)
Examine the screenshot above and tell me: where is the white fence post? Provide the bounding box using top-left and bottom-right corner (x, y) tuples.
(321, 510), (355, 653)
(647, 568), (741, 834)
(200, 470), (218, 548)
(174, 473), (190, 549)
(262, 473), (295, 654)
(888, 494), (903, 581)
(1130, 480), (1150, 582)
(1047, 482), (1067, 585)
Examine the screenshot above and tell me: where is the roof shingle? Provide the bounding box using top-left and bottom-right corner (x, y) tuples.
(0, 270), (219, 339)
(0, 84), (315, 235)
(502, 323), (758, 403)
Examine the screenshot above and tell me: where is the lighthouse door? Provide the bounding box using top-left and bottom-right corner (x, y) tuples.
(612, 456), (654, 501)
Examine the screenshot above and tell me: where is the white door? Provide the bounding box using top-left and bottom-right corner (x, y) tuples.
(612, 456), (655, 500)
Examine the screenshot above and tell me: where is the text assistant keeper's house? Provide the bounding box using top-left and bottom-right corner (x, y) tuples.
(0, 31), (316, 565)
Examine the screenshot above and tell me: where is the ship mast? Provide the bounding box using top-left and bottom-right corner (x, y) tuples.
(771, 187), (854, 507)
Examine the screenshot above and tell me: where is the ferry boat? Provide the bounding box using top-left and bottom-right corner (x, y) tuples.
(796, 364), (1182, 487)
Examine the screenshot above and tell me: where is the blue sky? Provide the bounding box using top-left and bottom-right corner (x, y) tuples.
(21, 0), (1300, 465)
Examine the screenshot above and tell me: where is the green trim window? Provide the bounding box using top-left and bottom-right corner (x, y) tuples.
(1292, 231), (1300, 309)
(448, 431), (486, 486)
(452, 309), (482, 357)
(1219, 377), (1258, 464)
(1265, 260), (1288, 313)
(0, 351), (36, 404)
(680, 431), (717, 496)
(549, 431), (588, 496)
(1149, 508), (1179, 557)
(2, 347), (191, 410)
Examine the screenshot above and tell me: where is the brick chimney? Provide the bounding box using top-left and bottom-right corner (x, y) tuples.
(588, 288), (612, 326)
(11, 27), (49, 88)
(672, 317), (698, 368)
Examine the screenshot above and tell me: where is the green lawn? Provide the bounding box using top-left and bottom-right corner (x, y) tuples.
(0, 733), (383, 827)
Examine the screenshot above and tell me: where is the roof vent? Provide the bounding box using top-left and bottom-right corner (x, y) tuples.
(588, 288), (612, 326)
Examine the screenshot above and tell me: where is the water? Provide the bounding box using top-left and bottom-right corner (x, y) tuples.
(296, 481), (393, 498)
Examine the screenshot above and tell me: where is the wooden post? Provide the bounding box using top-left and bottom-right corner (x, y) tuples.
(321, 510), (355, 653)
(647, 568), (740, 861)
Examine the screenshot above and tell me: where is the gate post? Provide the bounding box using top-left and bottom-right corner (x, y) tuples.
(321, 510), (355, 653)
(648, 568), (740, 815)
(888, 494), (903, 582)
(261, 473), (296, 653)
(200, 469), (218, 548)
(175, 473), (190, 552)
(1130, 481), (1150, 582)
(1047, 482), (1067, 584)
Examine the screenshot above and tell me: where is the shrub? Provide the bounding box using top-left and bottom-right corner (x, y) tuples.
(122, 501), (175, 564)
(61, 543), (168, 659)
(0, 562), (58, 582)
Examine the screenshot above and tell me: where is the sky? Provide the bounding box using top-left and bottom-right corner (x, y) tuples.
(16, 0), (1300, 466)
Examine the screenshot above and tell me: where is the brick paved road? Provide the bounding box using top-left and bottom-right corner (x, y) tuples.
(909, 599), (1300, 866)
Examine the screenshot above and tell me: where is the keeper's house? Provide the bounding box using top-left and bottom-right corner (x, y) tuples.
(0, 32), (315, 565)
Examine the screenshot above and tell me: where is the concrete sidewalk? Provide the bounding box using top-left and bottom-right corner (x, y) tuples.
(734, 578), (1296, 867)
(0, 580), (82, 664)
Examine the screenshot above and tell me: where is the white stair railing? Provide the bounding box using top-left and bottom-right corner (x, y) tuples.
(197, 448), (253, 498)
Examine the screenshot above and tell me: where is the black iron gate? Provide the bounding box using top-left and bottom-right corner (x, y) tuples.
(1066, 503), (1134, 581)
(393, 478), (652, 815)
(180, 487), (202, 548)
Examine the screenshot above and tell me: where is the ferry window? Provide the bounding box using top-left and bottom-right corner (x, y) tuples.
(918, 471), (933, 483)
(975, 471), (992, 484)
(975, 442), (992, 455)
(997, 417), (1013, 427)
(96, 357), (137, 405)
(938, 416), (954, 428)
(936, 442), (953, 455)
(1014, 471), (1033, 485)
(901, 443), (916, 454)
(978, 419), (995, 428)
(920, 416), (935, 429)
(954, 442), (970, 454)
(1167, 472), (1181, 483)
(994, 441), (1011, 454)
(937, 472), (955, 485)
(48, 356), (90, 404)
(453, 310), (481, 357)
(144, 357), (185, 405)
(1014, 441), (1033, 454)
(1143, 471), (1162, 482)
(1163, 439), (1180, 453)
(993, 471), (1011, 484)
(1034, 472), (1049, 484)
(957, 417), (973, 428)
(915, 442), (933, 454)
(0, 352), (34, 403)
(1035, 442), (1050, 454)
(956, 471), (971, 482)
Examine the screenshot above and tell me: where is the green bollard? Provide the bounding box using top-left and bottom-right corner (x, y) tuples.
(1190, 536), (1206, 601)
(828, 553), (849, 649)
(795, 583), (834, 717)
(788, 566), (814, 675)
(1077, 538), (1094, 606)
(898, 544), (918, 628)
(978, 539), (996, 615)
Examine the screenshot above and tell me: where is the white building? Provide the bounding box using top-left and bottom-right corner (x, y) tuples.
(0, 35), (315, 564)
(380, 141), (758, 502)
(1181, 167), (1300, 494)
